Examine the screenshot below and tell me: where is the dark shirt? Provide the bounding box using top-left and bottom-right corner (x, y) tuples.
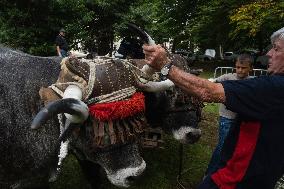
(55, 34), (68, 51)
(211, 75), (284, 189)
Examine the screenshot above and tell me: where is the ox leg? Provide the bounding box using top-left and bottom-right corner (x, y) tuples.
(77, 159), (103, 189)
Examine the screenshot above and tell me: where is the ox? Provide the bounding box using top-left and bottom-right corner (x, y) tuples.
(133, 56), (202, 144)
(0, 45), (201, 189)
(116, 24), (202, 143)
(0, 47), (146, 189)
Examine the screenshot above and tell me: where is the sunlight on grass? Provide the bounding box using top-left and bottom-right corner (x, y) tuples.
(203, 103), (219, 114)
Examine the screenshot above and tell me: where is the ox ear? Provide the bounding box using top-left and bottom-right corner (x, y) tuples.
(39, 87), (60, 106)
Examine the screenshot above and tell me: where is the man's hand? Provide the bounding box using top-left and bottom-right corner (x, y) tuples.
(143, 44), (170, 71)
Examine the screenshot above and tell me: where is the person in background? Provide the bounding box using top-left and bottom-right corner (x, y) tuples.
(206, 54), (253, 175)
(55, 28), (68, 57)
(142, 26), (284, 189)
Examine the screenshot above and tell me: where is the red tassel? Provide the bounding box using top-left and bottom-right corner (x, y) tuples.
(88, 92), (145, 121)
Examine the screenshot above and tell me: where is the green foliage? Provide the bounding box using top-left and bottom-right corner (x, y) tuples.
(0, 0), (56, 55)
(186, 0), (284, 52)
(230, 1), (284, 37)
(1, 0), (283, 57)
(228, 0), (284, 51)
(0, 0), (139, 56)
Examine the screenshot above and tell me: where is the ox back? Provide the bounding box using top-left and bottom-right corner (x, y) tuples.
(0, 46), (62, 188)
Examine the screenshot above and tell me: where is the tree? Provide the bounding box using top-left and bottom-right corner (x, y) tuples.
(0, 0), (138, 56)
(187, 0), (284, 53)
(229, 0), (284, 52)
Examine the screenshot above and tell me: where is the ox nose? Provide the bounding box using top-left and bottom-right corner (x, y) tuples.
(173, 126), (202, 144)
(126, 175), (138, 185)
(185, 128), (201, 144)
(106, 160), (146, 187)
(126, 171), (145, 184)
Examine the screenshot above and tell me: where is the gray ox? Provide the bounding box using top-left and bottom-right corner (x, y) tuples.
(0, 45), (201, 189)
(133, 56), (202, 144)
(0, 46), (145, 189)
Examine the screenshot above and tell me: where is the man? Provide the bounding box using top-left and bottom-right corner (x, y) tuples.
(55, 28), (68, 57)
(143, 27), (284, 189)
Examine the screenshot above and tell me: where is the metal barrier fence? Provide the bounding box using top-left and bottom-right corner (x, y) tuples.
(213, 67), (268, 78)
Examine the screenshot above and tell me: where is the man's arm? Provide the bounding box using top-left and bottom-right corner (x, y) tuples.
(55, 36), (62, 57)
(56, 46), (62, 57)
(143, 44), (225, 103)
(168, 66), (225, 103)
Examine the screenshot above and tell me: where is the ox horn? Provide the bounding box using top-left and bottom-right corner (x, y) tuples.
(127, 23), (155, 45)
(139, 79), (174, 92)
(31, 98), (89, 129)
(31, 85), (89, 129)
(127, 23), (156, 76)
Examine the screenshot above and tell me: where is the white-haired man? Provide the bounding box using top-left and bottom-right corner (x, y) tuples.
(143, 27), (284, 189)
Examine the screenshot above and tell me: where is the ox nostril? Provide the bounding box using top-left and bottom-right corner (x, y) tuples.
(126, 172), (144, 184)
(186, 129), (201, 144)
(126, 176), (136, 183)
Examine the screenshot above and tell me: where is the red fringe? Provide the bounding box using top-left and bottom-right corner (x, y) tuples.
(88, 92), (145, 121)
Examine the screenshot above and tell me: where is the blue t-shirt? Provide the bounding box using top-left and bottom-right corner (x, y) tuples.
(217, 75), (284, 189)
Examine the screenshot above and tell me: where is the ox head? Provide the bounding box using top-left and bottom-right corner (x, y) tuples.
(142, 54), (202, 144)
(145, 87), (202, 144)
(115, 23), (202, 144)
(31, 57), (148, 187)
(32, 98), (146, 187)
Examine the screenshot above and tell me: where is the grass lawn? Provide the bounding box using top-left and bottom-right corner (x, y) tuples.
(50, 61), (225, 189)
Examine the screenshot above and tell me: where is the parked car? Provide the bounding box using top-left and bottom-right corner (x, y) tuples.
(223, 51), (238, 62)
(174, 49), (216, 65)
(174, 49), (196, 66)
(174, 49), (191, 57)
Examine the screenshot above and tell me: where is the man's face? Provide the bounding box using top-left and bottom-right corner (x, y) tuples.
(235, 61), (252, 79)
(267, 38), (284, 74)
(60, 31), (65, 36)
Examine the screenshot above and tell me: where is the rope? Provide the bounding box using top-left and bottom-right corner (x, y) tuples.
(120, 59), (159, 84)
(49, 114), (69, 182)
(86, 86), (136, 105)
(176, 143), (203, 189)
(84, 60), (96, 100)
(49, 82), (86, 98)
